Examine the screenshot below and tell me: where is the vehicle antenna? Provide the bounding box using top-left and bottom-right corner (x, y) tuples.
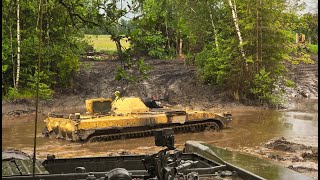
(33, 0), (43, 177)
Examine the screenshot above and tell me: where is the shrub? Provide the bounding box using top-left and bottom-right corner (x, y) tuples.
(308, 44), (318, 54)
(250, 68), (281, 106)
(6, 87), (33, 100)
(130, 30), (167, 59)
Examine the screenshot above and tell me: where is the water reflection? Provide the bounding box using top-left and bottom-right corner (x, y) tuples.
(207, 145), (314, 180)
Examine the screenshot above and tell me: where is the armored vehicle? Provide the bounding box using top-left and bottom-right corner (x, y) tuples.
(3, 129), (265, 180)
(43, 95), (232, 142)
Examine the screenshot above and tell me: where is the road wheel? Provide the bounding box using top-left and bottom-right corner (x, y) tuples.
(205, 122), (220, 132)
(190, 126), (196, 132)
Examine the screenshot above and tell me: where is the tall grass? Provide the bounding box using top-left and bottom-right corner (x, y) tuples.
(84, 35), (130, 53)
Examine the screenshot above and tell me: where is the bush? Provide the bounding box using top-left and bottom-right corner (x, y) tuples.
(250, 68), (282, 106)
(130, 30), (167, 59)
(308, 44), (318, 54)
(27, 71), (54, 100)
(195, 43), (230, 85)
(6, 87), (33, 100)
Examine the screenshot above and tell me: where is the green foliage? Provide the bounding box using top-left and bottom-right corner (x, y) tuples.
(195, 42), (231, 85)
(6, 87), (33, 100)
(128, 0), (186, 59)
(2, 0), (89, 97)
(308, 44), (318, 54)
(295, 13), (318, 44)
(115, 58), (152, 82)
(288, 43), (314, 65)
(27, 70), (53, 100)
(2, 0), (316, 106)
(179, 0), (314, 105)
(284, 79), (295, 88)
(130, 30), (167, 59)
(249, 68), (280, 105)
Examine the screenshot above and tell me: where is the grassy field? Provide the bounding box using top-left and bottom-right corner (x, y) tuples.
(84, 35), (130, 53)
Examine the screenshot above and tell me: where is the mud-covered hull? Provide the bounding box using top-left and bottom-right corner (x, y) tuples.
(44, 97), (232, 142)
(44, 113), (231, 142)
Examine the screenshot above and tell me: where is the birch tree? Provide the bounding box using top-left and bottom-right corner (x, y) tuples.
(227, 0), (247, 69)
(207, 0), (218, 49)
(16, 0), (21, 89)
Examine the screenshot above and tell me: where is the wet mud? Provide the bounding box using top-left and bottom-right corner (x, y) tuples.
(235, 137), (318, 179)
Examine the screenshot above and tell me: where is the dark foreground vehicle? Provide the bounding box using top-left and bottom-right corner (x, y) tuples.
(2, 129), (264, 180)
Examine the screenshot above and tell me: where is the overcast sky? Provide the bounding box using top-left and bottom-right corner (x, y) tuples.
(118, 0), (318, 20)
(302, 0), (318, 14)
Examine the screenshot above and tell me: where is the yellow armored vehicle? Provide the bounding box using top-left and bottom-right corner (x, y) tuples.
(44, 96), (232, 142)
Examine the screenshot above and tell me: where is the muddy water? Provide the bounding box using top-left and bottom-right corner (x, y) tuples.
(2, 100), (318, 160)
(207, 145), (315, 180)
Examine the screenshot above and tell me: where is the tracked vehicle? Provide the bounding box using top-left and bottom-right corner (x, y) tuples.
(43, 96), (232, 142)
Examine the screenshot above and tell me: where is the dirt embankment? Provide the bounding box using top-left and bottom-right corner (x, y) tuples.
(2, 54), (317, 117)
(2, 58), (237, 117)
(282, 54), (318, 109)
(236, 137), (318, 179)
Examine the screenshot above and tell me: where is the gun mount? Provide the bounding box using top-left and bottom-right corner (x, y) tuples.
(3, 129), (265, 180)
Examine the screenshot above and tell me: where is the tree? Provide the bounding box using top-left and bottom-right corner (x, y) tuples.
(2, 0), (89, 98)
(176, 0), (308, 105)
(227, 0), (247, 69)
(16, 0), (21, 89)
(296, 13), (318, 44)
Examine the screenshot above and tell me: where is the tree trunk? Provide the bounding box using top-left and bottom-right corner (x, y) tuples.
(165, 0), (170, 50)
(46, 0), (50, 71)
(179, 37), (183, 57)
(165, 19), (170, 49)
(176, 34), (179, 56)
(256, 0), (259, 72)
(9, 22), (16, 87)
(115, 38), (123, 62)
(227, 0), (247, 69)
(295, 33), (299, 44)
(207, 1), (219, 49)
(259, 0), (262, 66)
(176, 31), (183, 57)
(16, 0), (21, 89)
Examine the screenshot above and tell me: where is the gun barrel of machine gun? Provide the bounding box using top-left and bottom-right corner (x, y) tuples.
(174, 160), (198, 173)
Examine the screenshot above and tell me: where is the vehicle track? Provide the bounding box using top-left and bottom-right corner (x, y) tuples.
(88, 121), (220, 142)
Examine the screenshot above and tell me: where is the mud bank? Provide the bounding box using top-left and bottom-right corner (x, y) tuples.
(2, 54), (318, 117)
(234, 137), (318, 179)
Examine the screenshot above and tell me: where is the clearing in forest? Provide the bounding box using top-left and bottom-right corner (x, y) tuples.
(84, 35), (130, 52)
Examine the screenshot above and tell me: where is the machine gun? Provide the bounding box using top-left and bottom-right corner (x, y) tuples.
(142, 128), (199, 180)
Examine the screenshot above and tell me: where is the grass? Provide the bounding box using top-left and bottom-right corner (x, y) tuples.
(84, 35), (130, 53)
(308, 44), (318, 54)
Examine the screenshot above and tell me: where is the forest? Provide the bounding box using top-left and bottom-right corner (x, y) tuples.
(2, 0), (318, 106)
